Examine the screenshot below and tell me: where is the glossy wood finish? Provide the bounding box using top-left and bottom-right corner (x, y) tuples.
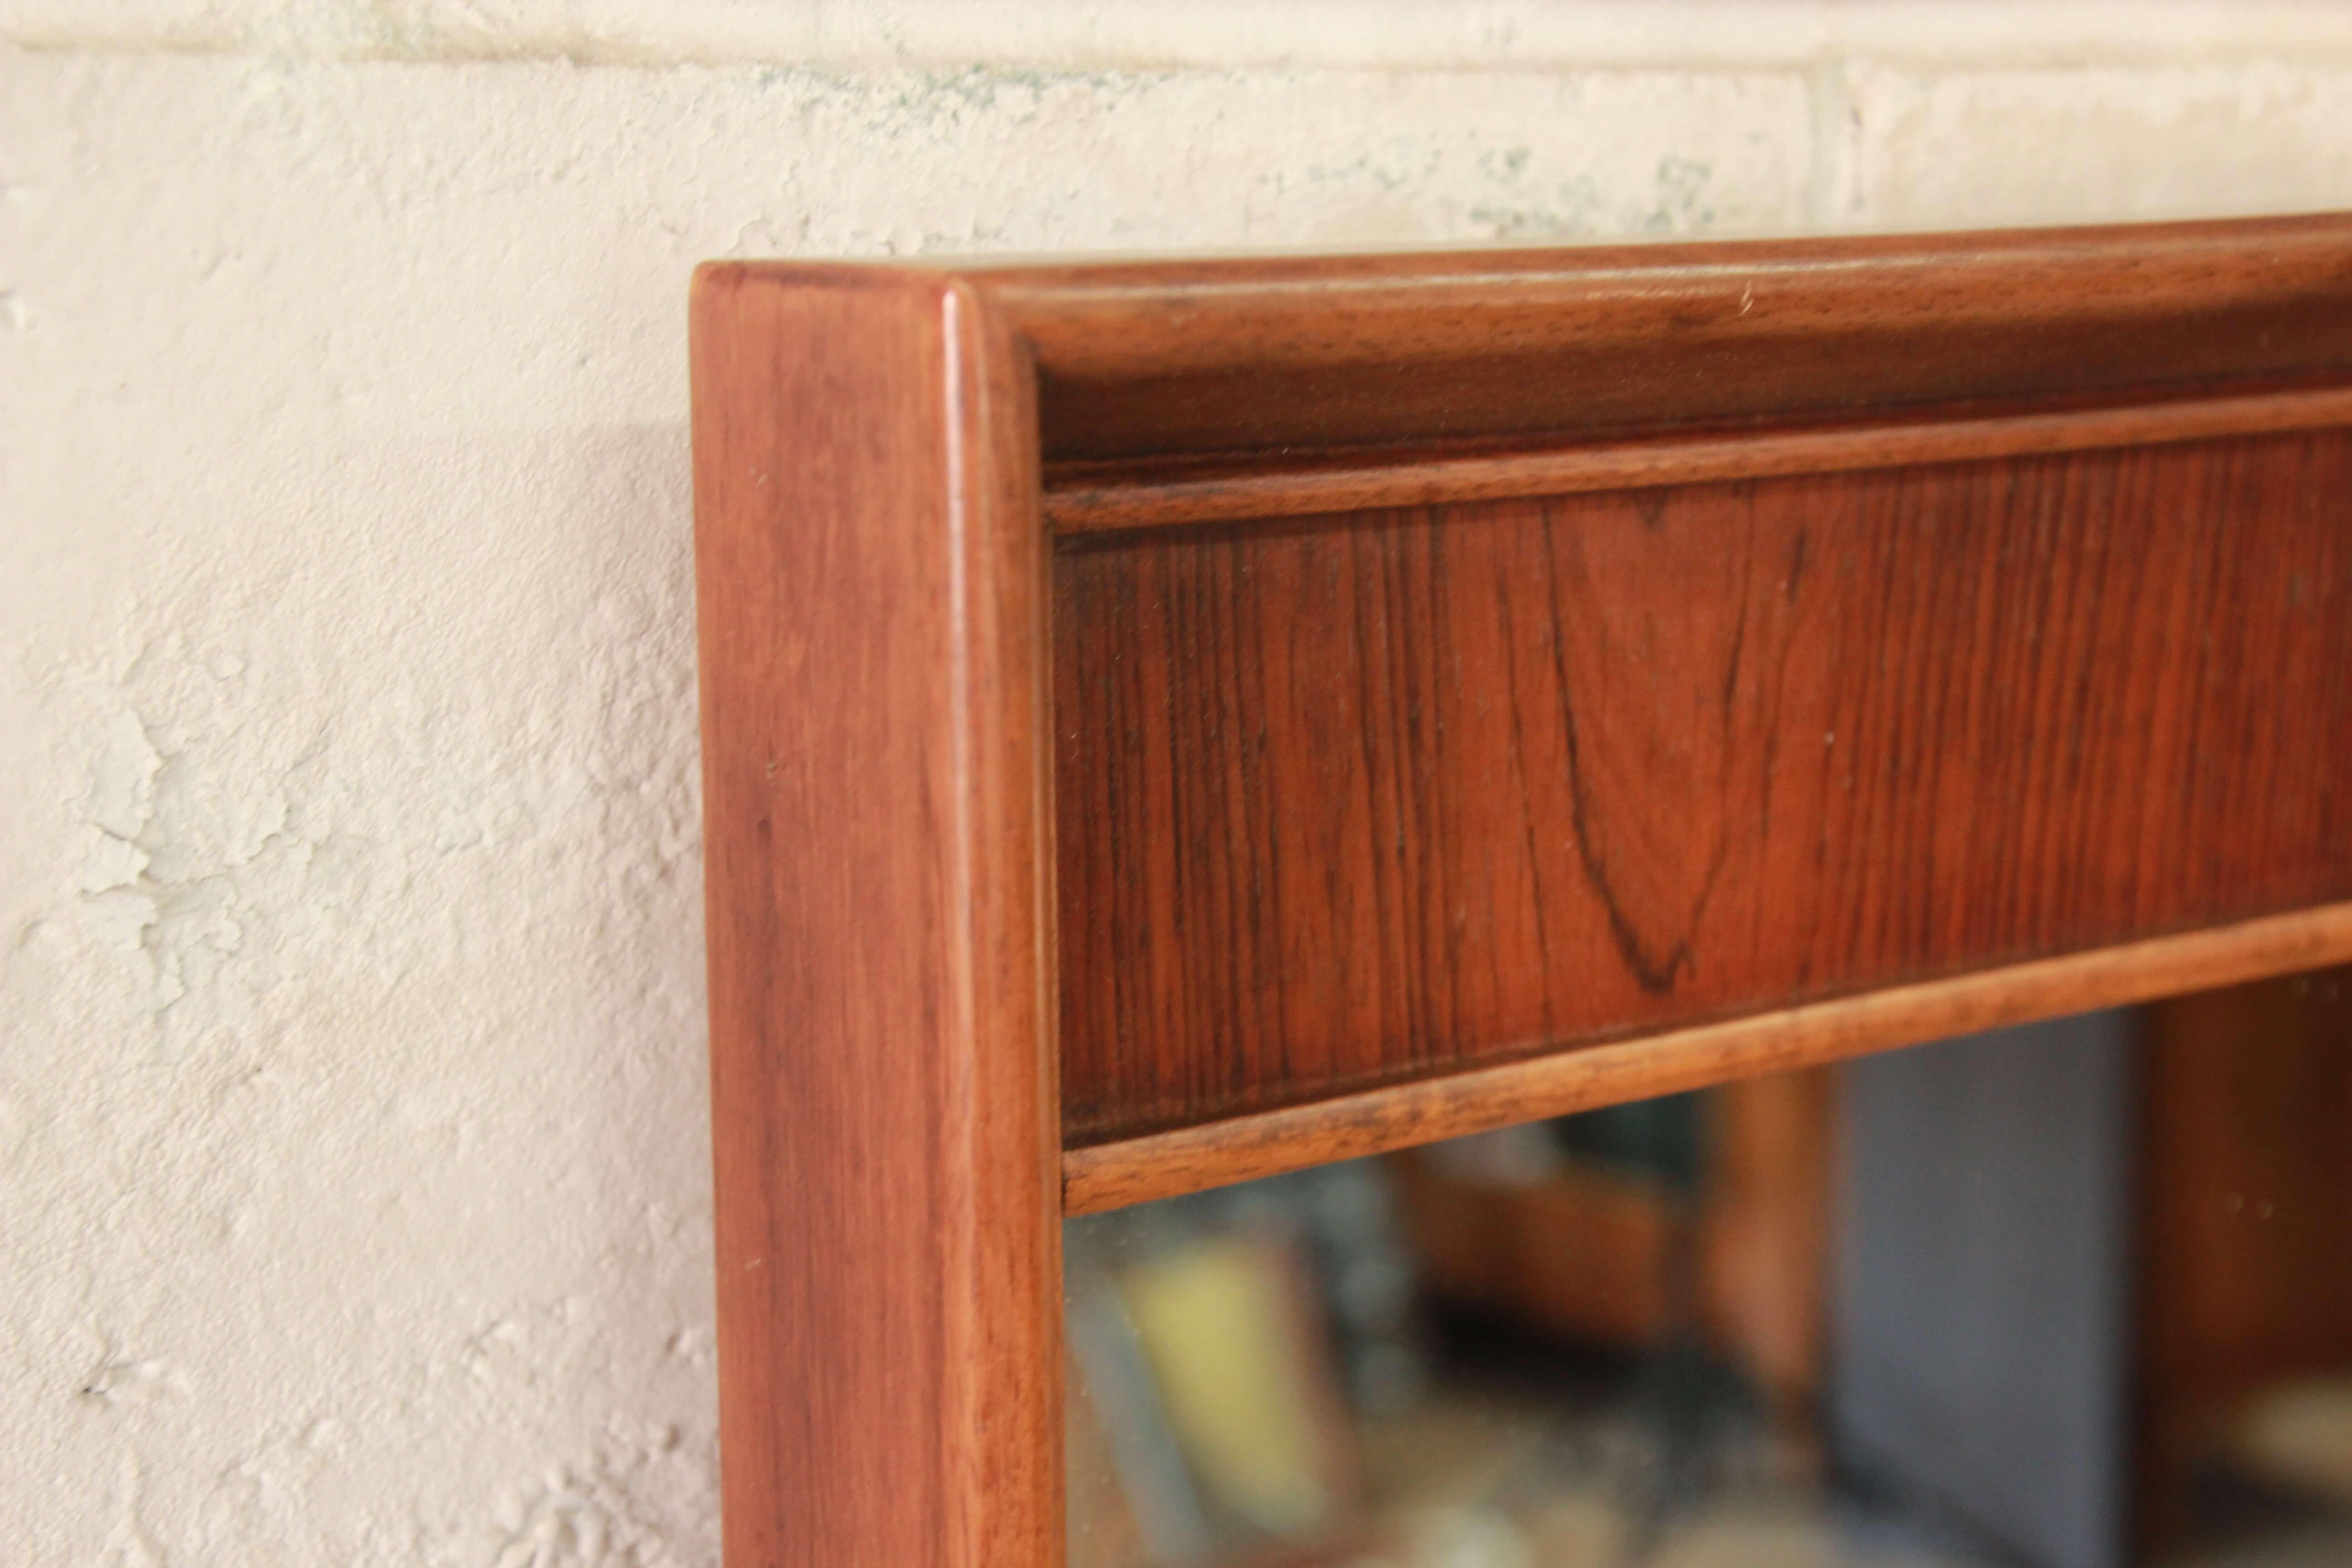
(1056, 431), (2352, 1147)
(1062, 902), (2352, 1215)
(692, 269), (1061, 1568)
(985, 214), (2352, 464)
(696, 215), (2352, 1568)
(704, 215), (2352, 475)
(1042, 384), (2352, 533)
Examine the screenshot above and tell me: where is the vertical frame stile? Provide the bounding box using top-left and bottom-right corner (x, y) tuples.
(691, 212), (2352, 1565)
(691, 266), (1062, 1568)
(941, 282), (1066, 1568)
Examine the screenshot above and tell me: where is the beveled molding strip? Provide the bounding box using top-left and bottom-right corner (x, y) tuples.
(1044, 383), (2352, 534)
(986, 212), (2352, 466)
(1060, 900), (2352, 1216)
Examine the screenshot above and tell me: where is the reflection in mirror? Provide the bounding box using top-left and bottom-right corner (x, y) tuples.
(1066, 971), (2352, 1568)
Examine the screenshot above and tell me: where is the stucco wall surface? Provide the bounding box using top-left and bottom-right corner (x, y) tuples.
(5, 5), (2352, 1564)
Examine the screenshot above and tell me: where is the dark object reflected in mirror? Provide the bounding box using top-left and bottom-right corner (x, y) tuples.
(1065, 972), (2352, 1568)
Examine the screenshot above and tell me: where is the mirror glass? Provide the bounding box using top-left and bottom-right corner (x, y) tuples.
(1066, 970), (2352, 1568)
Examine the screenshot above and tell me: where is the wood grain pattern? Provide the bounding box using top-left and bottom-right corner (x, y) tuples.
(701, 216), (2352, 468)
(693, 216), (2352, 1567)
(985, 213), (2352, 462)
(1041, 384), (2352, 534)
(693, 265), (1061, 1568)
(1054, 430), (2352, 1149)
(1062, 901), (2352, 1215)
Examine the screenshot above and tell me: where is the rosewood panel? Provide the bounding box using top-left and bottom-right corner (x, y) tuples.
(1054, 430), (2352, 1143)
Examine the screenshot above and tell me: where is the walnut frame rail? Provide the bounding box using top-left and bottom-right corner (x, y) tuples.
(689, 214), (2352, 1568)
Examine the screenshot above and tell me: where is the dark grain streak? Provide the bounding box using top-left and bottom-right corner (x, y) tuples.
(1054, 431), (2352, 1142)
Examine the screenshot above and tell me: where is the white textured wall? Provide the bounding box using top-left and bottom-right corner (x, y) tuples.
(5, 4), (2352, 1563)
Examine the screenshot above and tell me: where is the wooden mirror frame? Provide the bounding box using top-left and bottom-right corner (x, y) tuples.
(690, 214), (2352, 1568)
